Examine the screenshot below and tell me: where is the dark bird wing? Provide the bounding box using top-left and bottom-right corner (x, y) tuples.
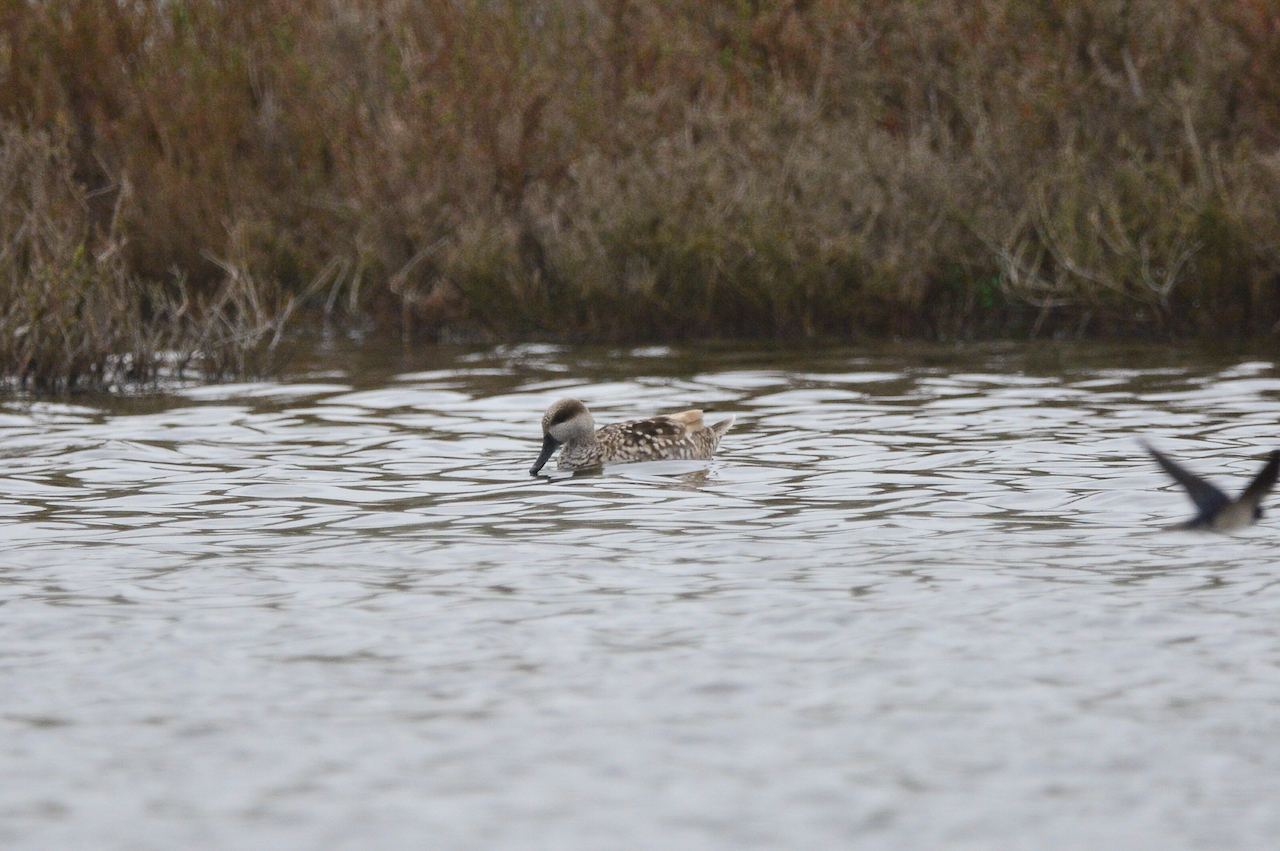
(613, 418), (687, 440)
(605, 418), (689, 453)
(1237, 450), (1280, 507)
(1143, 442), (1231, 518)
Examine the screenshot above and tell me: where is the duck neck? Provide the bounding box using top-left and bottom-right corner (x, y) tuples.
(559, 433), (603, 469)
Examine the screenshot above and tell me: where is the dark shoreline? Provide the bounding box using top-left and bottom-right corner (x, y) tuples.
(3, 1), (1280, 391)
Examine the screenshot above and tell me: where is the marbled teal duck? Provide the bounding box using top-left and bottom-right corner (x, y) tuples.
(530, 398), (734, 475)
(1144, 442), (1280, 531)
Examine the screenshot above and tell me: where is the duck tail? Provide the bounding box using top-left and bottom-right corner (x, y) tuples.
(710, 414), (735, 439)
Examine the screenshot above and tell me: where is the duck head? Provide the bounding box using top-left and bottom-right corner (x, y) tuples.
(530, 398), (596, 475)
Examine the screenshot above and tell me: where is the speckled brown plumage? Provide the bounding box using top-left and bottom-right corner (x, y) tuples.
(530, 398), (734, 475)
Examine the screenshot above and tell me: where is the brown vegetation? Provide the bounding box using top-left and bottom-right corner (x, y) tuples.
(3, 0), (1280, 388)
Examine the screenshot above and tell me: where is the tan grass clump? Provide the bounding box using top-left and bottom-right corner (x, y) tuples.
(0, 125), (301, 391)
(4, 0), (1280, 389)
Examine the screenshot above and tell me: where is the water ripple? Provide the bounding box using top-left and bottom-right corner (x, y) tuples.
(2, 344), (1280, 849)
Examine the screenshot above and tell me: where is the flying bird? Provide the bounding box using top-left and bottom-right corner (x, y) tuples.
(1143, 442), (1280, 531)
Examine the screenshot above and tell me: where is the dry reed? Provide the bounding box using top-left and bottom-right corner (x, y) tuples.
(3, 0), (1280, 388)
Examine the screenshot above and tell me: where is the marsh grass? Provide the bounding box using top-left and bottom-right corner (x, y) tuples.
(0, 127), (302, 390)
(3, 0), (1280, 388)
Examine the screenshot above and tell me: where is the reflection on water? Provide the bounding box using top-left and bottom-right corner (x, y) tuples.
(3, 342), (1280, 850)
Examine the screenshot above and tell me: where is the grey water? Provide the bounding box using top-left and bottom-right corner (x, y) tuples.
(3, 341), (1280, 850)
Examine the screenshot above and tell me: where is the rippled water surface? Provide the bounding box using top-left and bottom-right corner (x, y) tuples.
(4, 342), (1280, 850)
